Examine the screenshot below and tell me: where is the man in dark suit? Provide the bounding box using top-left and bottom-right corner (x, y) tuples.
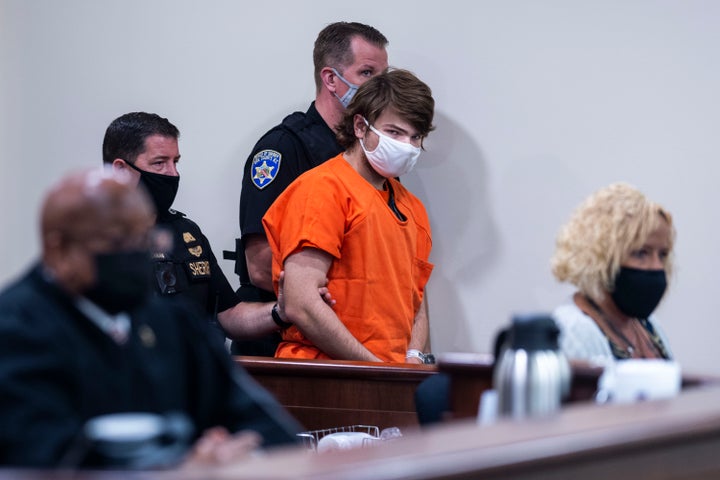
(0, 168), (302, 468)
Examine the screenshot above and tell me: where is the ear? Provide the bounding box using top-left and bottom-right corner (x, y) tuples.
(42, 230), (65, 271)
(42, 231), (85, 293)
(320, 67), (338, 93)
(111, 158), (142, 186)
(353, 114), (368, 139)
(111, 158), (128, 173)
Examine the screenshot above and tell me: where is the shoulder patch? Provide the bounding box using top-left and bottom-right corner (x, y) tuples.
(251, 150), (282, 189)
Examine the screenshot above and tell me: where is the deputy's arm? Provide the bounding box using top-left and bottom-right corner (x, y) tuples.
(218, 302), (277, 339)
(243, 233), (274, 292)
(284, 248), (381, 362)
(218, 272), (335, 339)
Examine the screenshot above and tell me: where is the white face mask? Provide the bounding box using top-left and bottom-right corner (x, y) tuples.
(359, 118), (422, 178)
(331, 68), (359, 108)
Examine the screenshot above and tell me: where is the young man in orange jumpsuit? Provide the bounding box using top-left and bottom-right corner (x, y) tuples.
(263, 69), (435, 364)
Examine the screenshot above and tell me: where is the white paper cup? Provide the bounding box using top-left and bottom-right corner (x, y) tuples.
(316, 432), (376, 453)
(596, 359), (681, 404)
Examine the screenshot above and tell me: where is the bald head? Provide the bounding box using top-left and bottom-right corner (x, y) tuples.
(41, 168), (154, 295)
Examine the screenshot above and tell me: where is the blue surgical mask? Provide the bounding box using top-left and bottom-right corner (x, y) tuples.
(331, 68), (360, 108)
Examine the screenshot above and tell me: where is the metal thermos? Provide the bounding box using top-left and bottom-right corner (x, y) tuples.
(493, 313), (570, 419)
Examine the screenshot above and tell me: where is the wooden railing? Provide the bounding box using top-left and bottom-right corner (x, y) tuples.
(437, 352), (604, 419)
(235, 356), (437, 431)
(4, 357), (720, 479)
(237, 354), (720, 431)
(7, 384), (720, 479)
(215, 384), (720, 480)
(438, 352), (719, 420)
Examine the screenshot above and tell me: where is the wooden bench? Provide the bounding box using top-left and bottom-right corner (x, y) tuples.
(213, 384), (720, 480)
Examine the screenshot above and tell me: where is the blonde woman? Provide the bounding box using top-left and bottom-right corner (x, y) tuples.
(551, 183), (675, 364)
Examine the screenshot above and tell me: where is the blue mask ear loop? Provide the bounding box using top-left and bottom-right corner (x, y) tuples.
(331, 68), (359, 108)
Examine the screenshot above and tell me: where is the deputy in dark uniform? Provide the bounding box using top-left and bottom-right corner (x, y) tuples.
(231, 22), (390, 355)
(152, 211), (237, 329)
(0, 169), (301, 468)
(103, 112), (292, 342)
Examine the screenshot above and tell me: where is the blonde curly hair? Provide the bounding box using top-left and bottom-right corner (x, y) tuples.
(551, 183), (675, 302)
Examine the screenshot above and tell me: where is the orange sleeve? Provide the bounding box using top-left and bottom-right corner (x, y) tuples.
(263, 168), (348, 287)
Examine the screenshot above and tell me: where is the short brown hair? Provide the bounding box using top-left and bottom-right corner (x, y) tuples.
(335, 69), (435, 149)
(313, 22), (388, 92)
(102, 112), (179, 165)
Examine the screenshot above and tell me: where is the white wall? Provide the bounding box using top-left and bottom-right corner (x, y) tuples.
(2, 0), (718, 375)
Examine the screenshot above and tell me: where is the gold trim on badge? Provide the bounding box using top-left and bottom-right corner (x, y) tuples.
(188, 245), (203, 257)
(183, 232), (196, 243)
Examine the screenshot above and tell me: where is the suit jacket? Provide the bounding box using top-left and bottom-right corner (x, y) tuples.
(0, 264), (301, 467)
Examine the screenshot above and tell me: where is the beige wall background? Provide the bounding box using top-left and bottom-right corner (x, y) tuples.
(2, 0), (718, 374)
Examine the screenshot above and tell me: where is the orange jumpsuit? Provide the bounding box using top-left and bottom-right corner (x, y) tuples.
(263, 154), (433, 363)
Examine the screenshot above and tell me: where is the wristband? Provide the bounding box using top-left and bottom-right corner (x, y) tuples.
(406, 349), (436, 364)
(271, 303), (292, 330)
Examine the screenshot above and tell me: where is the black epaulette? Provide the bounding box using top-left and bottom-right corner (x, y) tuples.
(276, 112), (341, 167)
(281, 111), (311, 134)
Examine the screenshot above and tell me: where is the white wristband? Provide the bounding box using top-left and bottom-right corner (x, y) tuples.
(406, 349), (435, 364)
(406, 349), (424, 360)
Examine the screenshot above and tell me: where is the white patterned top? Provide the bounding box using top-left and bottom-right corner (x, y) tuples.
(552, 299), (672, 366)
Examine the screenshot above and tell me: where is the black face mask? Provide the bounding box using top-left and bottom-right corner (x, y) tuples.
(84, 250), (152, 314)
(126, 161), (179, 217)
(611, 267), (667, 319)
